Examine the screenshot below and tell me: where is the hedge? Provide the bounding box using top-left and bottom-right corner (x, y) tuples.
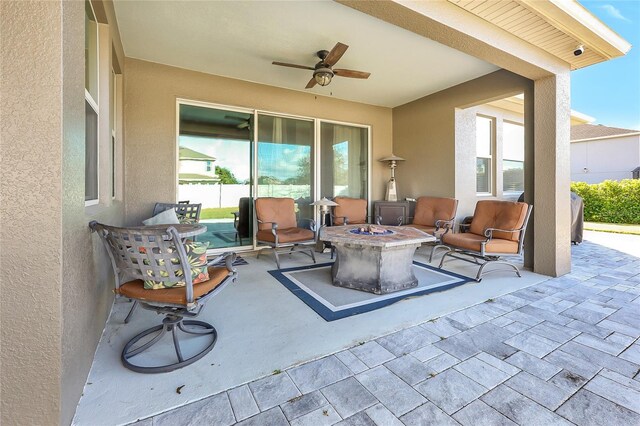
(571, 179), (640, 224)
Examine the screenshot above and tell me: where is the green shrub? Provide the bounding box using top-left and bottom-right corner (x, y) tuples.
(571, 179), (640, 224)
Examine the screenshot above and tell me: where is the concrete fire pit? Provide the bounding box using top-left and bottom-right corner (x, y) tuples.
(319, 225), (435, 294)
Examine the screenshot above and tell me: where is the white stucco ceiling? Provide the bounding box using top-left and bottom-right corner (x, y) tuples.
(114, 0), (499, 108)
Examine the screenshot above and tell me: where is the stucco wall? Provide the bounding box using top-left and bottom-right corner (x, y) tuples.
(393, 69), (533, 219)
(1, 1), (126, 424)
(1, 2), (65, 424)
(571, 135), (640, 183)
(124, 58), (393, 224)
(60, 1), (127, 424)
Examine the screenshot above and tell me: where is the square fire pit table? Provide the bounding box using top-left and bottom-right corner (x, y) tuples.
(319, 225), (435, 294)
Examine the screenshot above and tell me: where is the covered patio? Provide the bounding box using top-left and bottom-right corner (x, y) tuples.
(75, 232), (640, 425)
(0, 1), (634, 425)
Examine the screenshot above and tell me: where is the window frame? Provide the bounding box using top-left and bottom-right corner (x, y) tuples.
(501, 120), (525, 195)
(475, 114), (494, 196)
(85, 0), (99, 207)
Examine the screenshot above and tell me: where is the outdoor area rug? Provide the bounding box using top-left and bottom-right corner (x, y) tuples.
(269, 261), (472, 321)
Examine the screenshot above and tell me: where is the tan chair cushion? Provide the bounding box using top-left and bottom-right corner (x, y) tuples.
(255, 198), (297, 230)
(442, 232), (519, 254)
(333, 197), (367, 225)
(116, 266), (230, 305)
(413, 196), (458, 227)
(256, 227), (315, 243)
(469, 200), (528, 241)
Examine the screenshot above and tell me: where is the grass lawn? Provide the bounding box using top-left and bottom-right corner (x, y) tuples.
(201, 207), (237, 220)
(584, 222), (640, 235)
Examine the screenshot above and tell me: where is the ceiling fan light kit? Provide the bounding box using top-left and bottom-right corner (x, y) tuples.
(272, 42), (371, 89)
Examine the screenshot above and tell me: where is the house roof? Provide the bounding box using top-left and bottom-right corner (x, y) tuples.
(179, 147), (216, 161)
(571, 124), (640, 142)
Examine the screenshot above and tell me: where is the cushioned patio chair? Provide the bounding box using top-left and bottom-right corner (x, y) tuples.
(330, 197), (368, 225)
(438, 200), (532, 281)
(153, 202), (202, 223)
(233, 197), (253, 246)
(255, 197), (316, 269)
(404, 196), (458, 262)
(90, 221), (237, 373)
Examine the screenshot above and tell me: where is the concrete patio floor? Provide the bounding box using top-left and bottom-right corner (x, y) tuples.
(74, 232), (640, 425)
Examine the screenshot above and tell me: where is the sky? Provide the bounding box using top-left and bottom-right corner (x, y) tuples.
(572, 0), (640, 130)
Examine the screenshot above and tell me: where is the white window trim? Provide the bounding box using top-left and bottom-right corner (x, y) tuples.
(476, 115), (494, 196)
(85, 0), (100, 207)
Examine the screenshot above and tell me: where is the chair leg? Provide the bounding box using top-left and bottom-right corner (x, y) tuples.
(273, 249), (281, 269)
(309, 247), (316, 264)
(124, 300), (138, 324)
(438, 249), (454, 269)
(475, 260), (521, 282)
(429, 244), (450, 263)
(121, 316), (217, 374)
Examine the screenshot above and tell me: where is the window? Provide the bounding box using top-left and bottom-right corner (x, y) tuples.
(111, 68), (116, 199)
(476, 116), (492, 194)
(503, 122), (524, 194)
(85, 0), (99, 205)
(320, 122), (368, 200)
(206, 161), (212, 172)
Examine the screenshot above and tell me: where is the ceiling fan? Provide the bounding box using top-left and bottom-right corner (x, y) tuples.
(272, 42), (371, 89)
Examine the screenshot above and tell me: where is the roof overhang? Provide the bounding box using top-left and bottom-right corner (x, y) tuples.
(447, 0), (631, 70)
(486, 94), (594, 125)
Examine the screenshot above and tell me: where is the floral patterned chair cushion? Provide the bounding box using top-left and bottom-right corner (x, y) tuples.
(134, 241), (210, 290)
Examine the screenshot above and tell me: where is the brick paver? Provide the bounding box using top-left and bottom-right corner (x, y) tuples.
(141, 240), (640, 425)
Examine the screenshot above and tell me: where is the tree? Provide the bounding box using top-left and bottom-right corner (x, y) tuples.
(215, 166), (240, 184)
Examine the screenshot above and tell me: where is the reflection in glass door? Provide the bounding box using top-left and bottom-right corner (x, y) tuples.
(257, 114), (314, 221)
(178, 103), (253, 250)
(320, 122), (368, 199)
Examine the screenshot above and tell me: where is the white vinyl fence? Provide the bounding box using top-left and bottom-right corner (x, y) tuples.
(178, 184), (314, 208)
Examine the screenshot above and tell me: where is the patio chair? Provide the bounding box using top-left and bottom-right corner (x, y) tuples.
(153, 202), (202, 223)
(232, 197), (252, 245)
(255, 197), (316, 269)
(90, 221), (237, 373)
(330, 197), (368, 225)
(438, 200), (532, 282)
(404, 196), (458, 262)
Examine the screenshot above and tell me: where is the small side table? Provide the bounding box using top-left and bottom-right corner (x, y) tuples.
(373, 201), (410, 226)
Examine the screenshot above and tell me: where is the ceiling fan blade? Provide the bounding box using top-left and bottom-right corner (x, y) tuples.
(324, 42), (349, 66)
(334, 69), (371, 79)
(305, 77), (317, 89)
(272, 61), (315, 71)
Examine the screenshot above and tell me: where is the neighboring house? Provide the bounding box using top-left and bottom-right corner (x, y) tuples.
(570, 124), (640, 183)
(178, 146), (220, 184)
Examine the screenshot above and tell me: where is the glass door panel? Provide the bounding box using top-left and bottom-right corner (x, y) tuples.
(257, 114), (314, 222)
(178, 104), (253, 250)
(320, 122), (368, 199)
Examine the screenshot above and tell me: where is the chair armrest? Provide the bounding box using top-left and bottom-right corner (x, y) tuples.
(331, 214), (349, 225)
(435, 219), (454, 234)
(232, 211), (240, 218)
(298, 218), (316, 232)
(207, 252), (237, 272)
(483, 227), (523, 240)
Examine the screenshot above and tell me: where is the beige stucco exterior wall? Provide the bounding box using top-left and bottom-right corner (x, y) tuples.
(1, 1), (125, 424)
(123, 58), (393, 224)
(393, 69), (533, 218)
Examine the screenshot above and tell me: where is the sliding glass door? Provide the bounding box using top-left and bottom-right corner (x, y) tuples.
(320, 122), (368, 200)
(178, 103), (253, 250)
(257, 114), (315, 221)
